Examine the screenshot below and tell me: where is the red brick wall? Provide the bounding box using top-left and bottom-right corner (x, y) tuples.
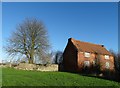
(63, 40), (78, 72)
(77, 52), (114, 72)
(77, 52), (96, 71)
(99, 55), (114, 71)
(63, 38), (114, 72)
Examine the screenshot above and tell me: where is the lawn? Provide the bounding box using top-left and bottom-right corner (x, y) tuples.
(2, 68), (120, 87)
(0, 68), (2, 87)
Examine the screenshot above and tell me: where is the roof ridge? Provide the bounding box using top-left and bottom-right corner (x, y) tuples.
(68, 38), (111, 55)
(72, 38), (102, 46)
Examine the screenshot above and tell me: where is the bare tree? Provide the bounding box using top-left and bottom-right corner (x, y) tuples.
(54, 51), (63, 64)
(109, 49), (120, 81)
(5, 18), (50, 64)
(118, 53), (120, 72)
(109, 49), (118, 71)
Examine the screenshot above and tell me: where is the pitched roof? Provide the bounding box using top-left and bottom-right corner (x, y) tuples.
(69, 38), (112, 55)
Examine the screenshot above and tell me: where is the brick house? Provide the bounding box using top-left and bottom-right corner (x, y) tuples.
(62, 38), (114, 73)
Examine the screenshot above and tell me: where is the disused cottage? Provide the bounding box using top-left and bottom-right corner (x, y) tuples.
(63, 38), (114, 73)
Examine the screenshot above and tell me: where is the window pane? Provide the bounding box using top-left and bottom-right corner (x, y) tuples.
(93, 61), (95, 65)
(105, 62), (110, 69)
(84, 52), (90, 57)
(105, 55), (109, 59)
(84, 61), (90, 67)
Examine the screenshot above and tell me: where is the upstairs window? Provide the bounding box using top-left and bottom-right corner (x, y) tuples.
(105, 55), (109, 59)
(84, 52), (90, 58)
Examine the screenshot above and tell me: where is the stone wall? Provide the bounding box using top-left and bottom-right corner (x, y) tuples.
(14, 63), (58, 71)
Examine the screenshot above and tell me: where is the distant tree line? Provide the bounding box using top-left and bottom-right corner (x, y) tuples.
(109, 50), (120, 81)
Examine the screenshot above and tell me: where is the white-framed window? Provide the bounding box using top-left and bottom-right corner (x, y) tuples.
(105, 62), (110, 69)
(105, 55), (109, 59)
(93, 61), (96, 66)
(84, 61), (90, 67)
(84, 52), (90, 58)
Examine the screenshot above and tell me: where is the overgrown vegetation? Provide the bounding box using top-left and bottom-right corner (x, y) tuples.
(79, 50), (120, 82)
(109, 50), (120, 81)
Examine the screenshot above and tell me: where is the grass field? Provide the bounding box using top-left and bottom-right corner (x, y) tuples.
(2, 68), (120, 87)
(0, 68), (2, 87)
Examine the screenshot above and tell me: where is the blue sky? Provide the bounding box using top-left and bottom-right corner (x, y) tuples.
(0, 2), (2, 62)
(2, 2), (118, 60)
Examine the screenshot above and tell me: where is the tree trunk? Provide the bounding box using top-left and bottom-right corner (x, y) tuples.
(28, 32), (35, 64)
(28, 59), (33, 64)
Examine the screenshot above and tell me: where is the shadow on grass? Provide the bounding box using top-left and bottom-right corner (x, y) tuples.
(66, 71), (120, 83)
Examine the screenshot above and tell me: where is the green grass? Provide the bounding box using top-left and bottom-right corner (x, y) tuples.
(2, 68), (120, 86)
(0, 68), (2, 87)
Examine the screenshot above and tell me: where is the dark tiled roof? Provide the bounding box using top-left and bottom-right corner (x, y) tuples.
(69, 38), (112, 55)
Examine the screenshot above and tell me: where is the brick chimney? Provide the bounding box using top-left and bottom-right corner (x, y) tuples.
(101, 45), (104, 47)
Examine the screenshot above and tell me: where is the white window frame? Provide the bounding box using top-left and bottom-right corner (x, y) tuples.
(105, 55), (109, 59)
(105, 62), (110, 69)
(93, 61), (96, 66)
(84, 52), (90, 58)
(84, 61), (90, 67)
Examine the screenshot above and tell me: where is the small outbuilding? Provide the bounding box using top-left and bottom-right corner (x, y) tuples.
(63, 38), (114, 73)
